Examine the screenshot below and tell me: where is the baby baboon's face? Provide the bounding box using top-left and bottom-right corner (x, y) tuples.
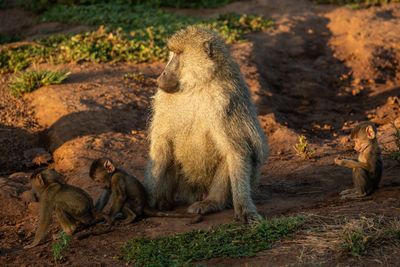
(157, 52), (181, 93)
(92, 171), (110, 189)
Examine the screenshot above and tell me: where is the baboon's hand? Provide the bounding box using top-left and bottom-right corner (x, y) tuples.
(187, 200), (218, 215)
(334, 157), (343, 165)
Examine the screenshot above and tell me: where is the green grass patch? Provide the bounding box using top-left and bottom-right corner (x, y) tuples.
(154, 0), (239, 8)
(19, 0), (240, 12)
(117, 216), (304, 265)
(312, 0), (400, 5)
(0, 3), (272, 73)
(8, 67), (70, 96)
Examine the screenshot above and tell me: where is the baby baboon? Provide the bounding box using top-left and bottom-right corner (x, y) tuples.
(335, 121), (383, 198)
(25, 168), (107, 248)
(145, 26), (269, 222)
(89, 158), (202, 224)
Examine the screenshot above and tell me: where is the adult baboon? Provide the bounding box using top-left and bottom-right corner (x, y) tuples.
(144, 26), (269, 222)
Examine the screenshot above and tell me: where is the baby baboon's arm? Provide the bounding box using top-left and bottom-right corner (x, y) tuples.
(95, 189), (111, 211)
(109, 177), (126, 222)
(24, 201), (53, 248)
(334, 158), (369, 170)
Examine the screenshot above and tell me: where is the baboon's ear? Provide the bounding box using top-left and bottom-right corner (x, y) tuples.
(203, 40), (213, 57)
(366, 125), (375, 139)
(37, 174), (45, 186)
(104, 160), (115, 174)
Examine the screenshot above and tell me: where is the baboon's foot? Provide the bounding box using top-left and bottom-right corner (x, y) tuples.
(24, 243), (38, 249)
(339, 188), (357, 196)
(340, 192), (366, 199)
(234, 204), (261, 223)
(340, 188), (366, 199)
(121, 214), (137, 225)
(188, 200), (220, 215)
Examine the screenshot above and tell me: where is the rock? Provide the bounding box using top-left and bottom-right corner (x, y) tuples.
(9, 172), (29, 181)
(23, 147), (52, 167)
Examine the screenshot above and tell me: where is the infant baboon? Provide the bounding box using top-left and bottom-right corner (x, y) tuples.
(90, 158), (202, 224)
(25, 168), (107, 248)
(145, 26), (269, 222)
(335, 121), (383, 198)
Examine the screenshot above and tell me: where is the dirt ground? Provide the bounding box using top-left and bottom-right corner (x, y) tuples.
(1, 0), (400, 266)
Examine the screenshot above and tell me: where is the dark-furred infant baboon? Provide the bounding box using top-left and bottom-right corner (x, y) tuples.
(89, 158), (202, 224)
(25, 168), (108, 248)
(335, 121), (383, 198)
(145, 26), (269, 222)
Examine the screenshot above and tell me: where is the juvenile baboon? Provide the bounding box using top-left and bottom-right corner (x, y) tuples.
(145, 26), (269, 222)
(25, 168), (108, 248)
(335, 121), (383, 198)
(89, 158), (202, 224)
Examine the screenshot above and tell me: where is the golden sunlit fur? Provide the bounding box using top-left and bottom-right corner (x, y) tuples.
(144, 26), (268, 221)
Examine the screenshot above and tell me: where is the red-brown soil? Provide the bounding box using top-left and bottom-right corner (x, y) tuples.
(1, 1), (400, 266)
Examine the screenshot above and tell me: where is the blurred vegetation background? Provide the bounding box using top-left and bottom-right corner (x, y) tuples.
(0, 0), (273, 73)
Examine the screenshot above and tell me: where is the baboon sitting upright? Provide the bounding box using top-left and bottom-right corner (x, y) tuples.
(335, 121), (383, 198)
(144, 26), (269, 222)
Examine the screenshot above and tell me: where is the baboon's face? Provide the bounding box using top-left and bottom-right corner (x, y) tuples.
(352, 125), (375, 152)
(92, 171), (110, 189)
(157, 52), (181, 93)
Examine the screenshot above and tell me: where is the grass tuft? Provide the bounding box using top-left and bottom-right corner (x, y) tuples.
(341, 216), (400, 257)
(117, 216), (304, 265)
(8, 67), (70, 96)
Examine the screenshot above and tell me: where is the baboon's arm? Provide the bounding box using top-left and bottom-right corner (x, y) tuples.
(95, 189), (111, 211)
(109, 179), (126, 221)
(25, 201), (53, 248)
(335, 158), (369, 170)
(227, 152), (259, 222)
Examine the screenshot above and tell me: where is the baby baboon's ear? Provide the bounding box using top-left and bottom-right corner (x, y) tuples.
(203, 40), (213, 57)
(366, 125), (375, 139)
(104, 160), (116, 174)
(37, 173), (45, 186)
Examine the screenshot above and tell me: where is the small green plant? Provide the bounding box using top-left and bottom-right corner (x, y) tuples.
(294, 135), (313, 159)
(8, 68), (70, 96)
(52, 232), (71, 264)
(118, 216), (304, 265)
(389, 122), (400, 162)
